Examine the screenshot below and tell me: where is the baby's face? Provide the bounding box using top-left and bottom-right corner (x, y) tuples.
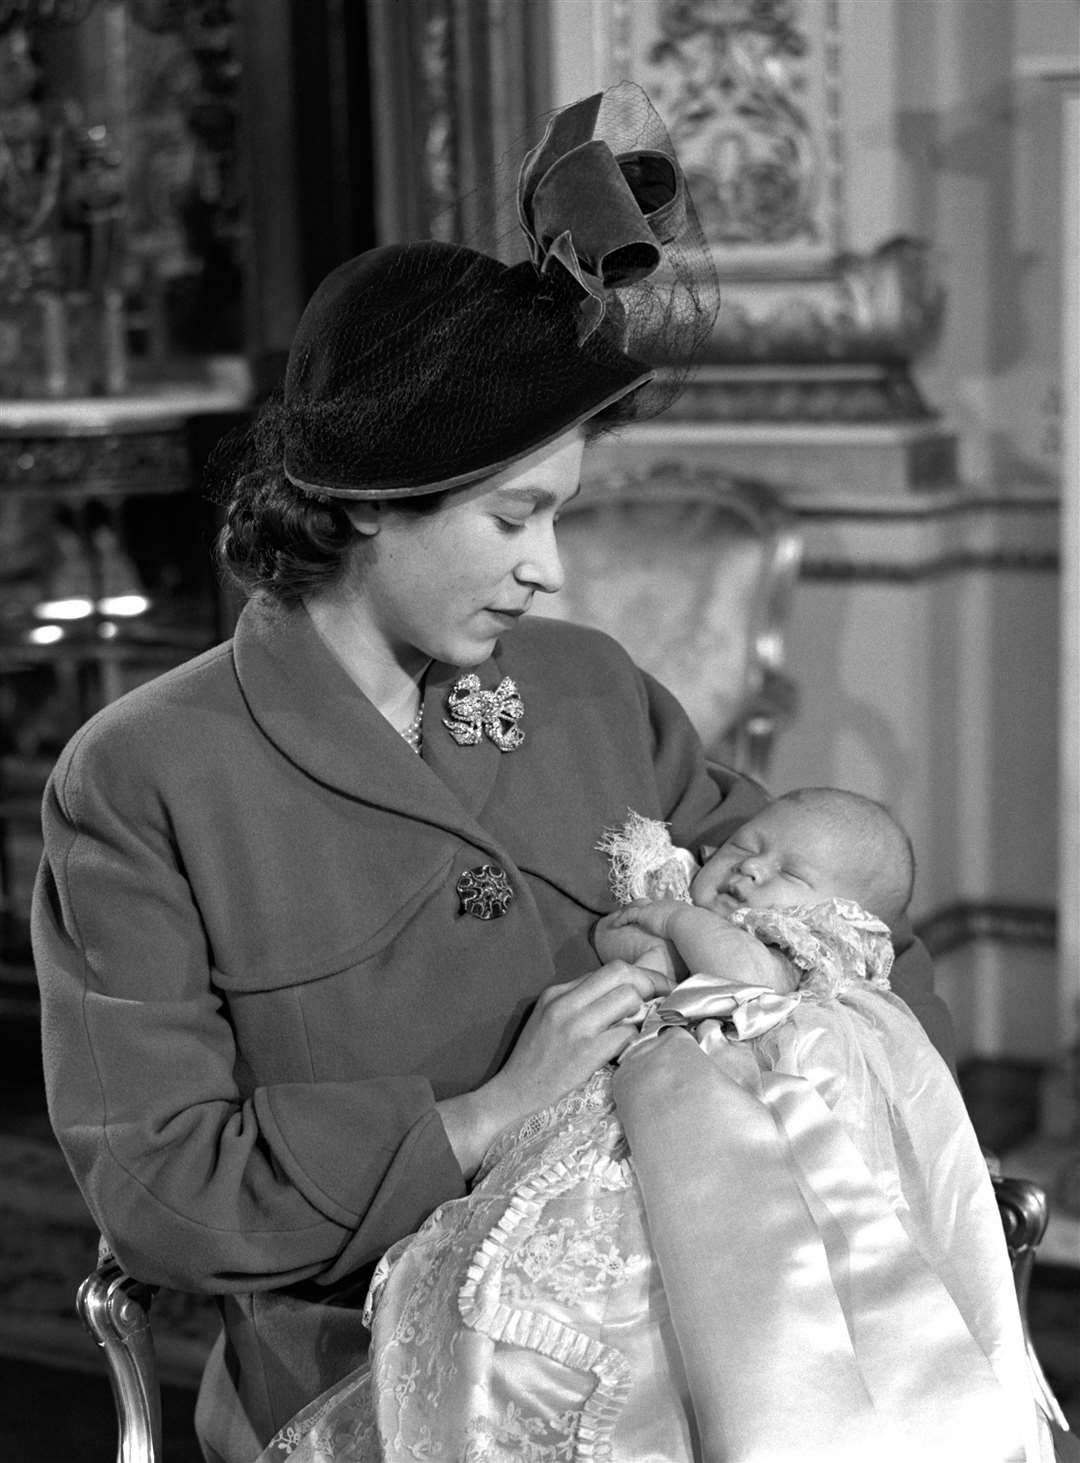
(691, 802), (857, 913)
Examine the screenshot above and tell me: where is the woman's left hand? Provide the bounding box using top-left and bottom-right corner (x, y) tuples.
(437, 958), (673, 1180)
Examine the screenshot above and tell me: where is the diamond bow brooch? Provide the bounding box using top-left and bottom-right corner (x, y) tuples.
(443, 674), (525, 752)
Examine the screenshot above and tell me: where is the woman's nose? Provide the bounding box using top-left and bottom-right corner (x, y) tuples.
(519, 529), (565, 594)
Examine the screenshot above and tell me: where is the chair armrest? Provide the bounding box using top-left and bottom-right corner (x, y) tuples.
(76, 1250), (163, 1463)
(992, 1175), (1071, 1435)
(993, 1173), (1050, 1255)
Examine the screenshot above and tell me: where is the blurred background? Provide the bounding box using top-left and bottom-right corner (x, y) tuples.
(0, 0), (1076, 1456)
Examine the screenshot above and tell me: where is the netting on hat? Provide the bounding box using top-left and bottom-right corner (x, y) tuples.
(513, 79), (720, 427)
(428, 79), (720, 433)
(207, 82), (718, 506)
(286, 243), (653, 496)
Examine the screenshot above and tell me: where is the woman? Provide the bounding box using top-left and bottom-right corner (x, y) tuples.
(32, 87), (952, 1463)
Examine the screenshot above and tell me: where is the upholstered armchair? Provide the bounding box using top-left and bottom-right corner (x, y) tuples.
(526, 462), (803, 783)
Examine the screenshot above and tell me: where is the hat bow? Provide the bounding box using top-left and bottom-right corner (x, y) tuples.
(517, 91), (687, 342)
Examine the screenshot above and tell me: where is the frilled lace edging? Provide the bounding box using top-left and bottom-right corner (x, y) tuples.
(596, 809), (695, 904)
(730, 897), (895, 999)
(457, 1143), (635, 1463)
(477, 1065), (616, 1181)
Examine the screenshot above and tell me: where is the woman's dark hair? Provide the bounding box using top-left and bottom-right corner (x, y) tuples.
(212, 398), (448, 606)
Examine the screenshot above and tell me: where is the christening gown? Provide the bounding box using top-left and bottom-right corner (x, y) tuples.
(257, 895), (1050, 1463)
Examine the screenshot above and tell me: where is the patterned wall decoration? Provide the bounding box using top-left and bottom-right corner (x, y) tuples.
(589, 0), (947, 412)
(644, 0), (836, 255)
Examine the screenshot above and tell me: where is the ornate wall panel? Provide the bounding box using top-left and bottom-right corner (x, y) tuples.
(641, 0), (846, 264)
(548, 0), (944, 419)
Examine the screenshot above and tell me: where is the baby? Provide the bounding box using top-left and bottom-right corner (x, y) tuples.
(592, 784), (914, 1000)
(260, 789), (1048, 1463)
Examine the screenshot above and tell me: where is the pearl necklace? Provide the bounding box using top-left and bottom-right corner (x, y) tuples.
(400, 705), (424, 755)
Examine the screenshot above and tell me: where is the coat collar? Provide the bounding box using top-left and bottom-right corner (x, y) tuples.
(232, 602), (615, 915)
(233, 598), (503, 845)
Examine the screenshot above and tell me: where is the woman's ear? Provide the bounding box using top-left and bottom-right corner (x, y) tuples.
(342, 501), (383, 537)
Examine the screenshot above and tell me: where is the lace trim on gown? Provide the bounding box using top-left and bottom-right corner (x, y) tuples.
(477, 1067), (615, 1182)
(729, 897), (895, 998)
(341, 1066), (661, 1463)
(458, 1141), (634, 1462)
(456, 1068), (639, 1461)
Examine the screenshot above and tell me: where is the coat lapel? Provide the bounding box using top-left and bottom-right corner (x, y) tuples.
(233, 605), (616, 916)
(233, 600), (503, 852)
(475, 622), (658, 916)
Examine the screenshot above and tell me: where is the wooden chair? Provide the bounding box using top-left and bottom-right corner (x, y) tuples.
(994, 1174), (1072, 1435)
(526, 461), (803, 783)
(78, 1176), (1071, 1463)
(77, 1242), (163, 1463)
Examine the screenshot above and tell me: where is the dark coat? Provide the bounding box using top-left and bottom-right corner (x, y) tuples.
(32, 600), (952, 1461)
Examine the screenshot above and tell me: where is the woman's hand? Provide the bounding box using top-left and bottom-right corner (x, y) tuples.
(437, 960), (672, 1180)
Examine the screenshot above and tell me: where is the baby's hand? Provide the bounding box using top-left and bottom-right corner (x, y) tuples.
(593, 907), (681, 983)
(600, 899), (687, 942)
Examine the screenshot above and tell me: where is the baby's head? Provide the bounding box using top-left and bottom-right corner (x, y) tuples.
(690, 787), (915, 926)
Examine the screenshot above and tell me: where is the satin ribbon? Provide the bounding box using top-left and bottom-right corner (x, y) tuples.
(622, 972), (802, 1059)
(614, 1005), (1042, 1461)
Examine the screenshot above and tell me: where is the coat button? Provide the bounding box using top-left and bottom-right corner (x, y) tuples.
(457, 865), (513, 920)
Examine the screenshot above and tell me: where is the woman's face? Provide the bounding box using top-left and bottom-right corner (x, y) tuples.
(347, 429), (585, 669)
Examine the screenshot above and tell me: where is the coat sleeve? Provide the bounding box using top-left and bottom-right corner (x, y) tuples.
(33, 730), (467, 1294)
(888, 920), (958, 1076)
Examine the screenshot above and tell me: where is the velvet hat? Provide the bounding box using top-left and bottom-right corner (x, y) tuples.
(280, 84), (717, 500)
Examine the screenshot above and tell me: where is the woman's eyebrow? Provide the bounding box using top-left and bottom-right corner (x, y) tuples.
(494, 484), (582, 508)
